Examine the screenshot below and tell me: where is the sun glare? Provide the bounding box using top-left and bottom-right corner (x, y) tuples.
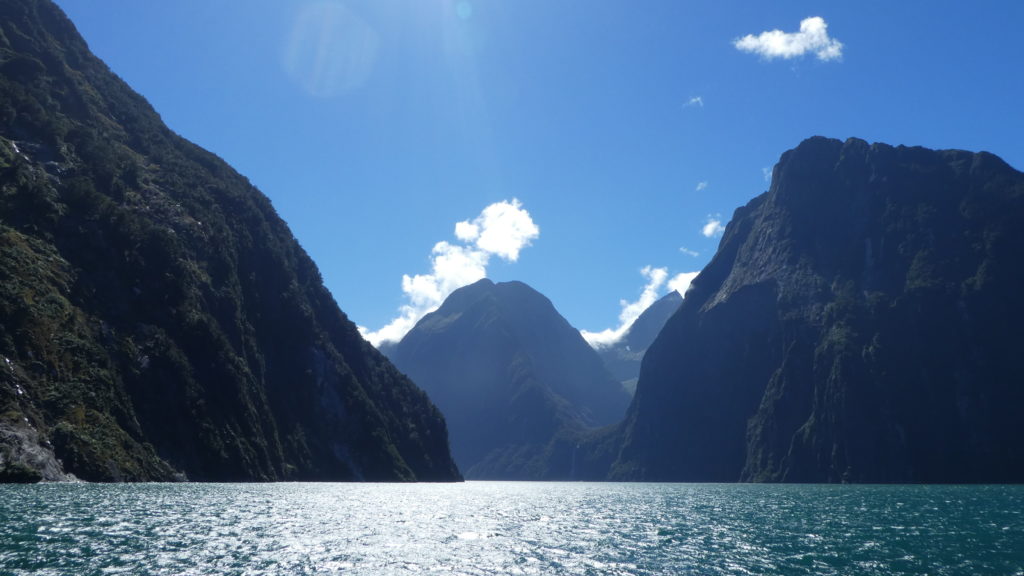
(283, 2), (379, 98)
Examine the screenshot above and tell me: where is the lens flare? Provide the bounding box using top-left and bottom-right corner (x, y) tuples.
(283, 2), (379, 98)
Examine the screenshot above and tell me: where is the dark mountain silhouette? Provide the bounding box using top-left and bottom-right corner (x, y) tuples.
(595, 290), (682, 394)
(0, 0), (459, 482)
(389, 279), (630, 478)
(612, 137), (1024, 483)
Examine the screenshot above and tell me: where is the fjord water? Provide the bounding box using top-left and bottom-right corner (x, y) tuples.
(1, 483), (1021, 575)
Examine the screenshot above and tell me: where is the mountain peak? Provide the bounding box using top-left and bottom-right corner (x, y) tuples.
(390, 279), (629, 478)
(613, 138), (1024, 483)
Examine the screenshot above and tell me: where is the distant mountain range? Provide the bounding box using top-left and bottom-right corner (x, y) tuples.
(595, 290), (682, 394)
(0, 0), (459, 482)
(387, 279), (629, 478)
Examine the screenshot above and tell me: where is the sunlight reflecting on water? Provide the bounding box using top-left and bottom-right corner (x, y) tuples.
(0, 482), (1022, 575)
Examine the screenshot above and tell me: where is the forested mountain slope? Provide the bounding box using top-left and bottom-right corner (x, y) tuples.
(0, 0), (459, 482)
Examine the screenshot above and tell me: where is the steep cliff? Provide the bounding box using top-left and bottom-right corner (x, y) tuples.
(0, 0), (459, 482)
(614, 137), (1024, 483)
(390, 279), (629, 478)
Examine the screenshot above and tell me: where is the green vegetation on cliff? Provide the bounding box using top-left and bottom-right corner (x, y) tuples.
(0, 0), (459, 482)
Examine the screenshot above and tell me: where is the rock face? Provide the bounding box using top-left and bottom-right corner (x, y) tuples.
(0, 0), (459, 482)
(389, 279), (630, 478)
(614, 137), (1024, 483)
(596, 291), (682, 394)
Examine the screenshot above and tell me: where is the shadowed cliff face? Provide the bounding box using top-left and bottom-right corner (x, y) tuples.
(0, 0), (459, 482)
(390, 279), (630, 479)
(614, 136), (1024, 483)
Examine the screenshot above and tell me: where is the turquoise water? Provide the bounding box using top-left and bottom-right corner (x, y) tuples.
(0, 482), (1021, 575)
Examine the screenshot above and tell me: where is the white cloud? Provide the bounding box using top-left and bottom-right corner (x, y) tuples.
(695, 181), (708, 192)
(679, 247), (700, 258)
(668, 271), (699, 295)
(582, 266), (667, 349)
(581, 266), (700, 349)
(362, 199), (539, 347)
(684, 96), (704, 108)
(734, 16), (843, 62)
(459, 199), (539, 261)
(702, 216), (726, 238)
(454, 221), (479, 242)
(762, 166), (773, 182)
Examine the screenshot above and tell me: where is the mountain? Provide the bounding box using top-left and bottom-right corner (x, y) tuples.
(612, 137), (1024, 483)
(388, 279), (630, 478)
(596, 290), (682, 394)
(0, 0), (459, 482)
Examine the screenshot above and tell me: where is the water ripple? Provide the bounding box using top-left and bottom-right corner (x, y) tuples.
(0, 483), (1022, 575)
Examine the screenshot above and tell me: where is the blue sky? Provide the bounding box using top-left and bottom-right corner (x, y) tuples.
(54, 0), (1024, 346)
